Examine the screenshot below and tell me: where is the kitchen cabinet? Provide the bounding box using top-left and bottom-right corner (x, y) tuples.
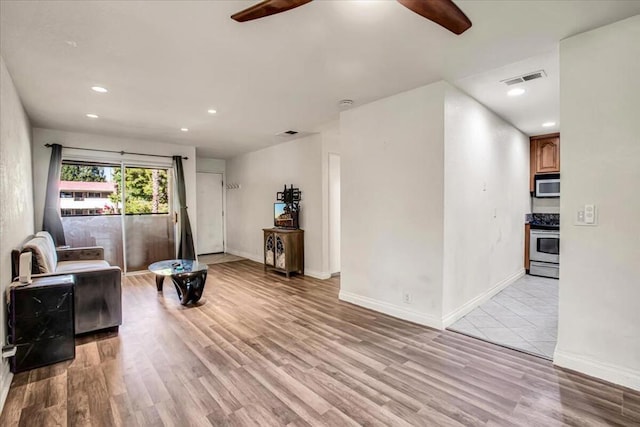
(263, 228), (304, 278)
(530, 133), (560, 192)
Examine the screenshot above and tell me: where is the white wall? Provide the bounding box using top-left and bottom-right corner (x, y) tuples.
(328, 153), (340, 274)
(556, 15), (640, 390)
(340, 82), (446, 328)
(31, 128), (198, 251)
(196, 157), (225, 174)
(0, 55), (34, 411)
(339, 81), (529, 329)
(225, 134), (325, 278)
(442, 85), (529, 324)
(532, 197), (560, 214)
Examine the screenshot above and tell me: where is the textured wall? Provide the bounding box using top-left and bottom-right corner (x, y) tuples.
(0, 54), (34, 407)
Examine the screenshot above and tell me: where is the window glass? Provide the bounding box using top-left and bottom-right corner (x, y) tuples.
(59, 161), (121, 216)
(59, 162), (171, 216)
(123, 167), (170, 215)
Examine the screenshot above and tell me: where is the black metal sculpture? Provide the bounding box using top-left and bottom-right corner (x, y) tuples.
(276, 185), (301, 229)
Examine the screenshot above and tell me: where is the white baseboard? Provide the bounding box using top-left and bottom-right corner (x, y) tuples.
(442, 268), (525, 328)
(0, 361), (12, 415)
(225, 248), (331, 280)
(554, 349), (640, 391)
(304, 270), (331, 280)
(339, 291), (443, 330)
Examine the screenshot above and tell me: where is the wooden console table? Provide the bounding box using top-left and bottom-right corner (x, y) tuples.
(263, 228), (304, 278)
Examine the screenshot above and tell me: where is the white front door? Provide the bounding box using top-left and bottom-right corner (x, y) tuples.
(196, 172), (224, 254)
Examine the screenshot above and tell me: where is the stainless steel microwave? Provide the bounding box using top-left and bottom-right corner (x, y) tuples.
(534, 173), (560, 198)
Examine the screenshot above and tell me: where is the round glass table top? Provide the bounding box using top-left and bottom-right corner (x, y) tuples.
(148, 259), (208, 276)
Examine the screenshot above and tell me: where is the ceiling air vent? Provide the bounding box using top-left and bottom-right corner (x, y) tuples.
(522, 71), (544, 81)
(276, 130), (299, 137)
(501, 70), (547, 86)
(504, 77), (525, 86)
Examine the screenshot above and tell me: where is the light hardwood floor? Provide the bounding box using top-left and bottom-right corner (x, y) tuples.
(1, 260), (639, 426)
(198, 253), (246, 265)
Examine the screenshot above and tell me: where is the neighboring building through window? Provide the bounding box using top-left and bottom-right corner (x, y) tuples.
(59, 180), (118, 216)
(59, 161), (170, 216)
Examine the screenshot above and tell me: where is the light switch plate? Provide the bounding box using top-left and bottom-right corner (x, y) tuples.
(576, 204), (597, 226)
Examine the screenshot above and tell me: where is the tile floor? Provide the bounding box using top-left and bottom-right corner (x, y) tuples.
(448, 274), (558, 359)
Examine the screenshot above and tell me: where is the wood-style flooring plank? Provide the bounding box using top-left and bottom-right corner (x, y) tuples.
(1, 260), (638, 427)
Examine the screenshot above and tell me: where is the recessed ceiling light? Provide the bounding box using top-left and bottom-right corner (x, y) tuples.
(86, 113), (99, 119)
(65, 40), (78, 48)
(207, 109), (217, 114)
(91, 86), (108, 93)
(180, 128), (189, 132)
(542, 122), (556, 127)
(507, 88), (525, 97)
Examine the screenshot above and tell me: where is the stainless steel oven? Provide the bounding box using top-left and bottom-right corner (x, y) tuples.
(530, 229), (559, 278)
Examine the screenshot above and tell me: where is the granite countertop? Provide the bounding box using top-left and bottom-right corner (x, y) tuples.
(526, 213), (560, 229)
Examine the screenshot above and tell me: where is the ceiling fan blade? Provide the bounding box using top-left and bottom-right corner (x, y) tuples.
(231, 0), (313, 22)
(397, 0), (472, 35)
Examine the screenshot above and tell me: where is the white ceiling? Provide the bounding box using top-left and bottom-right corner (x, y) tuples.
(1, 1), (639, 158)
(455, 50), (560, 136)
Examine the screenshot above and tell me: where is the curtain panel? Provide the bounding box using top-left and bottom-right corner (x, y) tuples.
(173, 156), (195, 260)
(42, 143), (67, 245)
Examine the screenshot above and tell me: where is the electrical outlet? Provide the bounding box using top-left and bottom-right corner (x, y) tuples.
(584, 204), (595, 224)
(2, 345), (16, 358)
(576, 204), (597, 226)
(403, 291), (411, 304)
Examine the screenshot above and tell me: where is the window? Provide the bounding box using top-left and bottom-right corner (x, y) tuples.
(59, 161), (120, 216)
(59, 160), (175, 272)
(59, 161), (171, 216)
(124, 167), (170, 215)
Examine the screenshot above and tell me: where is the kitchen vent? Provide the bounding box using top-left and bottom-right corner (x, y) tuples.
(501, 70), (547, 86)
(276, 130), (299, 137)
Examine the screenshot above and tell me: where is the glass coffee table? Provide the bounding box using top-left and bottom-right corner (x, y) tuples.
(148, 259), (208, 305)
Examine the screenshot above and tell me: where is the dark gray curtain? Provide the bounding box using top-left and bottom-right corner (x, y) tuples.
(173, 156), (195, 260)
(42, 143), (66, 246)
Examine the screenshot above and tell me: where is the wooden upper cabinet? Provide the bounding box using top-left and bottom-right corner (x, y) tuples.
(530, 133), (560, 191)
(535, 136), (560, 173)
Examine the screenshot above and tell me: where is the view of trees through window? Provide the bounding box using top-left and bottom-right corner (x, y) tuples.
(61, 164), (107, 182)
(118, 167), (169, 214)
(59, 162), (170, 216)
